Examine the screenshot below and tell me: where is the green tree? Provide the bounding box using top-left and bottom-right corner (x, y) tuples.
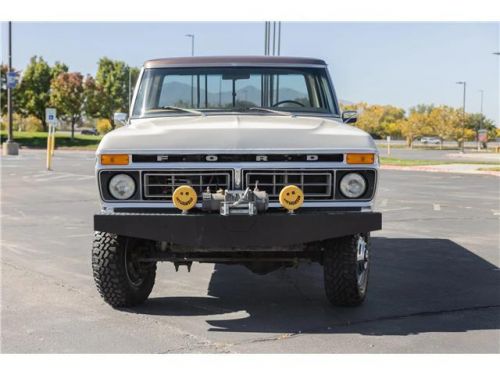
(399, 112), (430, 148)
(410, 104), (435, 115)
(16, 56), (69, 131)
(83, 75), (103, 119)
(50, 72), (84, 139)
(51, 61), (68, 80)
(354, 103), (405, 138)
(16, 56), (53, 130)
(1, 64), (9, 116)
(427, 106), (456, 149)
(91, 58), (129, 129)
(465, 112), (497, 141)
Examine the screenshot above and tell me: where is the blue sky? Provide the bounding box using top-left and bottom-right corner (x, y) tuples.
(2, 22), (499, 123)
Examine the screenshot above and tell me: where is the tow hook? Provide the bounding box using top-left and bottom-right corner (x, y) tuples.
(174, 261), (193, 272)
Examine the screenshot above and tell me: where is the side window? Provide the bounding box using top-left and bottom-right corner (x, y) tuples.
(272, 74), (310, 106)
(321, 75), (335, 113)
(159, 75), (196, 108)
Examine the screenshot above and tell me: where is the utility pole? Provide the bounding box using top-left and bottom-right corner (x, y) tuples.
(456, 81), (467, 153)
(185, 34), (195, 107)
(128, 68), (132, 112)
(264, 21), (282, 56)
(277, 22), (281, 56)
(478, 89), (484, 151)
(3, 21), (19, 156)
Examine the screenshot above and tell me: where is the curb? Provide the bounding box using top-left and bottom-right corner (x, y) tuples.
(381, 164), (500, 177)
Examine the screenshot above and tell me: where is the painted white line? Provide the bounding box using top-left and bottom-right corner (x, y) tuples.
(65, 233), (93, 238)
(31, 172), (94, 182)
(380, 199), (388, 207)
(379, 207), (412, 213)
(433, 204), (441, 211)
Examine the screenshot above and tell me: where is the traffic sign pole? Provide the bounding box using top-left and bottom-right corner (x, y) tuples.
(46, 125), (53, 170)
(51, 125), (56, 156)
(45, 108), (57, 170)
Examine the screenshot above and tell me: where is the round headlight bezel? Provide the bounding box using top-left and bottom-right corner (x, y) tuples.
(339, 172), (367, 199)
(108, 173), (136, 200)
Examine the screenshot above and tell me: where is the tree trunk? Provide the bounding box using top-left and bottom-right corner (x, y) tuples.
(71, 118), (75, 140)
(407, 137), (413, 149)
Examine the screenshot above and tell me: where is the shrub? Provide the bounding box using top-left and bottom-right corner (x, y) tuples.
(96, 118), (112, 135)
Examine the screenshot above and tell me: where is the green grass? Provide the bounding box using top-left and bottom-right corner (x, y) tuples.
(478, 167), (500, 172)
(0, 131), (102, 150)
(381, 157), (500, 166)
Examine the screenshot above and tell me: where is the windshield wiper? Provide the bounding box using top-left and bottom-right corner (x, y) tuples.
(247, 107), (296, 117)
(160, 106), (206, 116)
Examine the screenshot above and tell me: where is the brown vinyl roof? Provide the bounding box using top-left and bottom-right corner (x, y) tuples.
(144, 56), (327, 68)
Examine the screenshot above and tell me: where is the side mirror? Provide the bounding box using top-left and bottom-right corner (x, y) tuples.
(342, 111), (357, 124)
(113, 112), (128, 126)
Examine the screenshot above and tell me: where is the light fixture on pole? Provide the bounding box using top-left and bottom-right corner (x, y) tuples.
(185, 34), (195, 56)
(456, 81), (467, 153)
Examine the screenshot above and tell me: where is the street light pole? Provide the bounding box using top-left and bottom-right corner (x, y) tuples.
(128, 68), (131, 112)
(185, 34), (195, 107)
(456, 81), (467, 153)
(3, 21), (19, 156)
(185, 33), (195, 56)
(478, 89), (484, 151)
(277, 22), (281, 56)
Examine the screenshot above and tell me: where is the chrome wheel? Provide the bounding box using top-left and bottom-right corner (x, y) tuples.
(356, 235), (369, 291)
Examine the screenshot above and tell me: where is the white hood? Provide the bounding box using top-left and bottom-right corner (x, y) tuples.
(97, 115), (376, 154)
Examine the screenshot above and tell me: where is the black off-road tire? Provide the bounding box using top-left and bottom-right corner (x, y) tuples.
(323, 233), (370, 307)
(92, 232), (156, 308)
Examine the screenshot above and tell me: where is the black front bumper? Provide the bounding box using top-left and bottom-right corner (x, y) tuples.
(94, 211), (382, 248)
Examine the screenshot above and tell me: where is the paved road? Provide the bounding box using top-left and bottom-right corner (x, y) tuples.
(1, 150), (499, 353)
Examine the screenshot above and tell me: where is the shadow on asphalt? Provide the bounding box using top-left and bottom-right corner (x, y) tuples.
(132, 238), (500, 335)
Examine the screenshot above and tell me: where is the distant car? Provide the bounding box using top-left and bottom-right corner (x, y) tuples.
(420, 137), (441, 145)
(81, 128), (98, 135)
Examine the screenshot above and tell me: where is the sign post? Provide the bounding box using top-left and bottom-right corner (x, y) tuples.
(387, 136), (391, 156)
(45, 108), (57, 170)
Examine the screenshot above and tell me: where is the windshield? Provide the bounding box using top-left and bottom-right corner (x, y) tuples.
(132, 67), (339, 118)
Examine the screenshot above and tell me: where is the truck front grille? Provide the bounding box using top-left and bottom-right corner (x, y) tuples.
(143, 170), (232, 200)
(243, 169), (334, 201)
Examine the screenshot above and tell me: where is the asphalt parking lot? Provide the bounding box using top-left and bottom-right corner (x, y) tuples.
(1, 150), (499, 353)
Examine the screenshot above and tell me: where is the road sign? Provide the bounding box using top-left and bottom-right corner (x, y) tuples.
(6, 72), (18, 89)
(478, 129), (488, 143)
(45, 108), (57, 125)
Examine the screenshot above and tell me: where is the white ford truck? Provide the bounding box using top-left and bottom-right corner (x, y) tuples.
(92, 56), (381, 309)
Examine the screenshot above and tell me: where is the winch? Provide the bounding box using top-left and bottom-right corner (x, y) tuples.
(202, 186), (269, 216)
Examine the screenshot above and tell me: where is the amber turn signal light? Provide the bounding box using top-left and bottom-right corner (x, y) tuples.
(101, 154), (130, 165)
(346, 153), (375, 164)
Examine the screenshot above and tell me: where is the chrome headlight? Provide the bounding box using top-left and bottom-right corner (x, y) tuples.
(339, 173), (367, 198)
(108, 174), (136, 200)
